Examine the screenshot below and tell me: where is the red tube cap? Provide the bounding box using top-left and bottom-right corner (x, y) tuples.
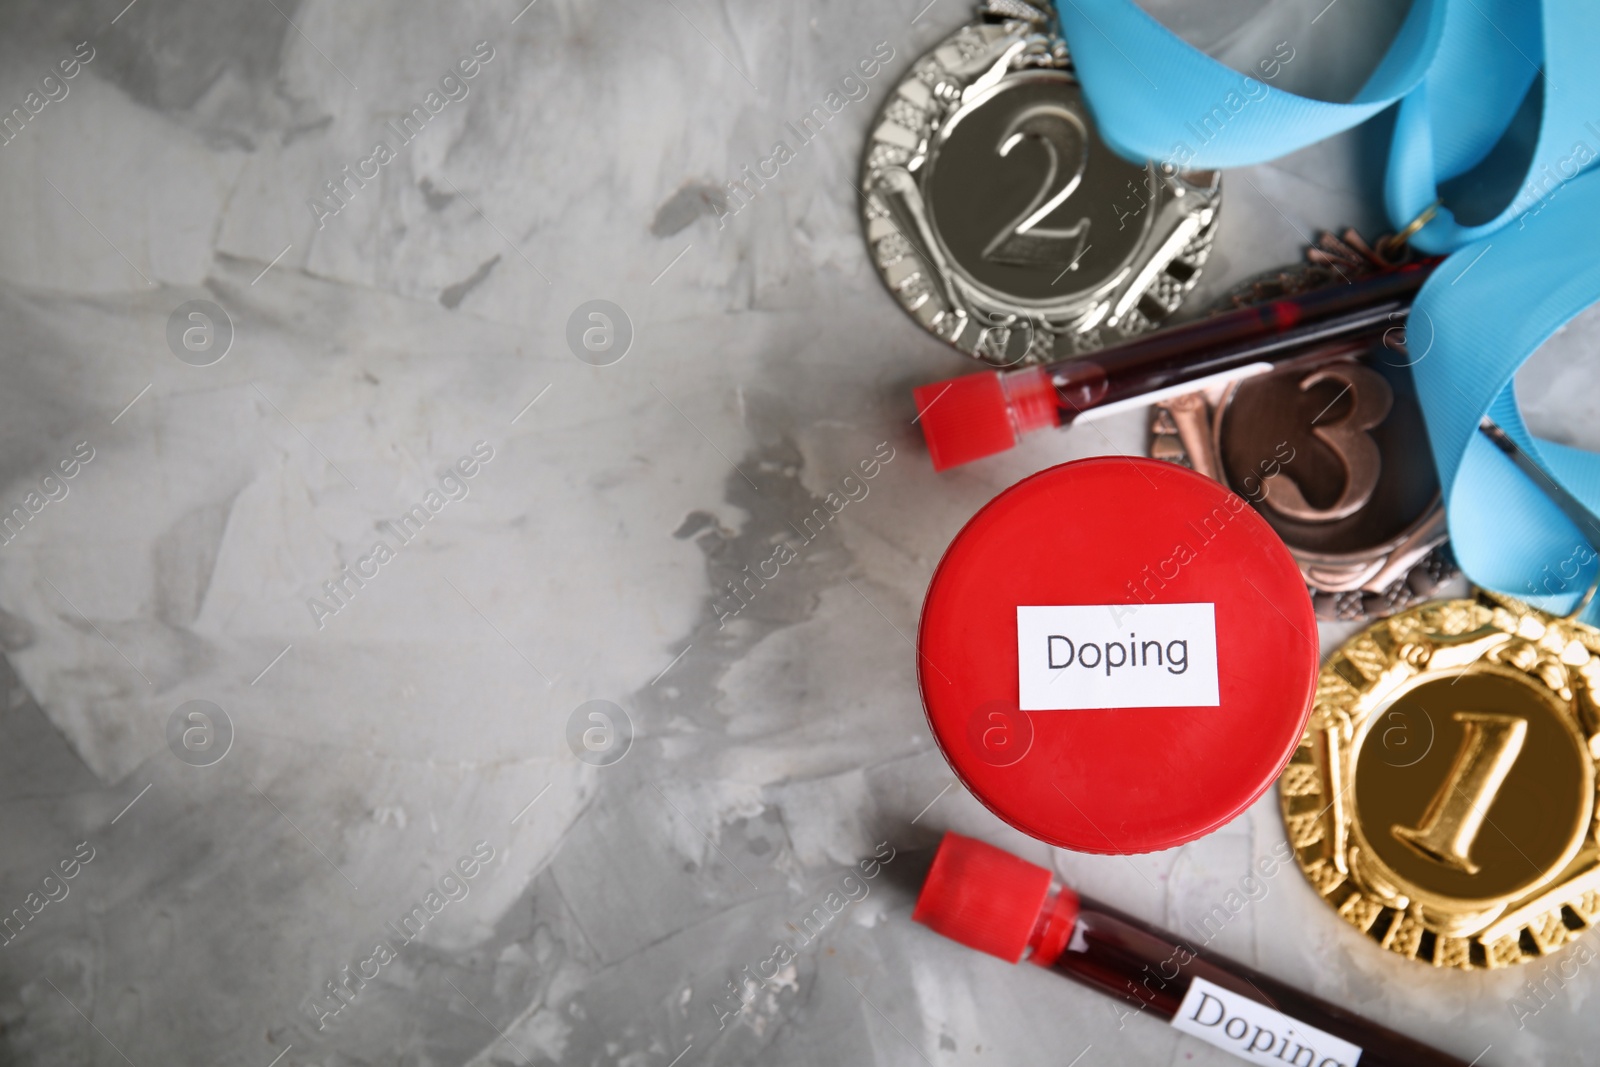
(913, 367), (1060, 472)
(912, 832), (1055, 964)
(914, 372), (1013, 472)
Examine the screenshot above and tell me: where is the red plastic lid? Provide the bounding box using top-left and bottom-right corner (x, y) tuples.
(917, 457), (1317, 854)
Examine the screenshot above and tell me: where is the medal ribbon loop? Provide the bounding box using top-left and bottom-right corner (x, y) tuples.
(1056, 0), (1600, 620)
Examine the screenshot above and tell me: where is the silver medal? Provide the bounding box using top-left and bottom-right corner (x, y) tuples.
(861, 0), (1220, 366)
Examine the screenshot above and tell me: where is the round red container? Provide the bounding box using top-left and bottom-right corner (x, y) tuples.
(918, 457), (1318, 854)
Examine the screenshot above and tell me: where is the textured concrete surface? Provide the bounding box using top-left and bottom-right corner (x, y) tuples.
(0, 1), (1596, 1065)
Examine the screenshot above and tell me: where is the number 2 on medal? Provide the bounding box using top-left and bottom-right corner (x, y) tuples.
(983, 104), (1091, 270)
(1261, 363), (1393, 523)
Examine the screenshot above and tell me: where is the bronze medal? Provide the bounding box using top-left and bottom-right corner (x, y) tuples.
(1150, 233), (1455, 621)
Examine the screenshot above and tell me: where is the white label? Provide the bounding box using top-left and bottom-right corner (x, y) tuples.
(1015, 603), (1219, 711)
(1172, 977), (1362, 1067)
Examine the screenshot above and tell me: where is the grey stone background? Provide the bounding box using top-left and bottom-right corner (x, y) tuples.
(0, 0), (1596, 1064)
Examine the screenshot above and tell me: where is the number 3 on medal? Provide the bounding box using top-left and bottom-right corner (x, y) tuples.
(1261, 363), (1393, 523)
(983, 105), (1091, 271)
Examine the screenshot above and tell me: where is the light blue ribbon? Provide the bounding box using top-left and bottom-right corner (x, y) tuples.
(1056, 0), (1600, 620)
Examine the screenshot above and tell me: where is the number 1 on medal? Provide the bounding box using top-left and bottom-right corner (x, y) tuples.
(1392, 711), (1527, 874)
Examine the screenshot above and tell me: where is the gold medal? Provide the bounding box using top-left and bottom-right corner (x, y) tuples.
(1281, 592), (1600, 968)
